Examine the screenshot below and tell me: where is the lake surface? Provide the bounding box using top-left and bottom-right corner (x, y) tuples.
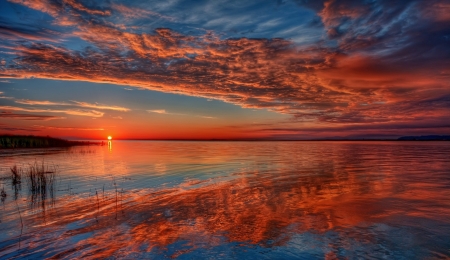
(0, 141), (449, 259)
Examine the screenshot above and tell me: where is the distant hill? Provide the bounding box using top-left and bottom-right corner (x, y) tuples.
(0, 135), (101, 148)
(397, 135), (450, 141)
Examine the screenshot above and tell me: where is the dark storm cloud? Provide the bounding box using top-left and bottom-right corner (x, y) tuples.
(1, 0), (449, 131)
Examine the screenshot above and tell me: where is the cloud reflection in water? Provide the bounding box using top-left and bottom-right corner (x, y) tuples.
(0, 142), (449, 259)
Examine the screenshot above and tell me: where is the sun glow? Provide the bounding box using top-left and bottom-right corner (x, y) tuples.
(108, 136), (112, 140)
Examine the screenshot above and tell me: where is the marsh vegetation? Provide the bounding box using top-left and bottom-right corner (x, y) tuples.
(0, 135), (101, 149)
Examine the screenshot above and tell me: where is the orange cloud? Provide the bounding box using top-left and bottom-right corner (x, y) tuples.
(15, 100), (69, 106)
(7, 0), (60, 17)
(147, 109), (216, 119)
(3, 0), (449, 131)
(7, 0), (110, 17)
(62, 0), (110, 16)
(33, 125), (104, 130)
(15, 99), (130, 111)
(70, 101), (130, 112)
(0, 105), (104, 117)
(147, 109), (167, 114)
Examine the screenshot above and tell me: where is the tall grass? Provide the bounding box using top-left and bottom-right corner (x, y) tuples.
(26, 161), (56, 195)
(9, 162), (57, 199)
(1, 186), (6, 201)
(10, 165), (22, 185)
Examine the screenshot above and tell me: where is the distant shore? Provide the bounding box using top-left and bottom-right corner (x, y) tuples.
(1, 135), (448, 148)
(0, 135), (102, 149)
(99, 135), (450, 141)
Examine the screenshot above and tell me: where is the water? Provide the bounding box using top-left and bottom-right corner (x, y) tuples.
(0, 141), (449, 259)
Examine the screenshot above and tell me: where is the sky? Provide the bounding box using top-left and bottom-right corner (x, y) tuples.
(0, 0), (449, 140)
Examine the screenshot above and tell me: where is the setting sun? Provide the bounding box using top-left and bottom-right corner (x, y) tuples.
(108, 136), (112, 140)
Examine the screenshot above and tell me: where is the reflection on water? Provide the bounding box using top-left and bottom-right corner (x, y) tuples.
(0, 141), (449, 259)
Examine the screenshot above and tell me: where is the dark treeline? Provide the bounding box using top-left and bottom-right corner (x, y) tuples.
(0, 135), (100, 148)
(397, 135), (450, 141)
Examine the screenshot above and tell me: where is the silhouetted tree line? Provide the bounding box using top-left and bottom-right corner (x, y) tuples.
(0, 135), (99, 148)
(397, 135), (450, 141)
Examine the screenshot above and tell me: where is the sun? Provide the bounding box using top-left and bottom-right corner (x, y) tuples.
(107, 136), (112, 140)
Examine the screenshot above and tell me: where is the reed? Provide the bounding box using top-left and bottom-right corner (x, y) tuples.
(1, 186), (6, 200)
(96, 190), (100, 222)
(10, 165), (22, 185)
(25, 161), (56, 195)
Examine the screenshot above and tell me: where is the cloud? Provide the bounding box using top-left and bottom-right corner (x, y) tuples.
(0, 126), (40, 132)
(147, 109), (216, 119)
(0, 91), (14, 99)
(422, 2), (450, 22)
(15, 99), (130, 111)
(15, 100), (69, 106)
(7, 0), (110, 17)
(5, 32), (447, 125)
(2, 0), (449, 131)
(0, 105), (104, 117)
(70, 101), (130, 112)
(0, 24), (62, 43)
(62, 0), (111, 16)
(33, 125), (104, 131)
(0, 112), (65, 120)
(147, 109), (167, 114)
(111, 4), (174, 21)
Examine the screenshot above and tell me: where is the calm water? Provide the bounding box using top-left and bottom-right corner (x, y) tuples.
(0, 141), (449, 259)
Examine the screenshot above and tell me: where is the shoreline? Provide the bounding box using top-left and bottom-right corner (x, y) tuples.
(0, 135), (103, 149)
